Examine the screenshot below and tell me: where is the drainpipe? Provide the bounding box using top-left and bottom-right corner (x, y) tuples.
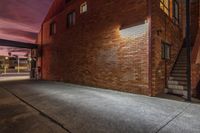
(148, 0), (153, 96)
(41, 23), (44, 79)
(186, 0), (191, 101)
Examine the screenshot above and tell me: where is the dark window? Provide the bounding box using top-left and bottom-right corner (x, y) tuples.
(67, 11), (76, 28)
(161, 42), (170, 59)
(50, 22), (56, 35)
(160, 0), (170, 16)
(173, 0), (179, 24)
(65, 0), (71, 4)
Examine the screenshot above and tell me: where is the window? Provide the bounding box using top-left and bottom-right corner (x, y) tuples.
(173, 0), (179, 24)
(67, 11), (76, 27)
(80, 2), (87, 14)
(161, 42), (170, 59)
(50, 22), (56, 35)
(65, 0), (71, 4)
(160, 0), (170, 16)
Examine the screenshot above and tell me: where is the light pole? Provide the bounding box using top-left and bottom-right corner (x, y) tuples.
(17, 56), (20, 73)
(186, 0), (191, 101)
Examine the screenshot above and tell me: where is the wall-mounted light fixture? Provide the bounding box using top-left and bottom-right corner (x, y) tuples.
(120, 21), (148, 38)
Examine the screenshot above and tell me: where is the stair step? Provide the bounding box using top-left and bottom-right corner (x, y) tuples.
(179, 54), (187, 56)
(165, 88), (187, 96)
(168, 80), (187, 86)
(172, 70), (187, 74)
(169, 76), (187, 81)
(173, 67), (187, 70)
(171, 73), (187, 77)
(178, 58), (187, 61)
(178, 54), (186, 57)
(175, 64), (187, 67)
(168, 85), (187, 90)
(176, 62), (187, 64)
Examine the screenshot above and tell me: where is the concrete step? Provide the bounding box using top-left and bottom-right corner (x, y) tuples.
(173, 67), (187, 70)
(168, 84), (187, 90)
(176, 61), (187, 64)
(165, 88), (188, 96)
(169, 76), (187, 81)
(171, 73), (187, 77)
(175, 64), (187, 67)
(168, 80), (187, 86)
(177, 57), (187, 60)
(171, 70), (187, 74)
(179, 54), (187, 57)
(177, 60), (187, 63)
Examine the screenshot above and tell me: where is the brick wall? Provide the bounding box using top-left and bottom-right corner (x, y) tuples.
(192, 63), (200, 97)
(190, 0), (199, 46)
(191, 38), (200, 97)
(191, 0), (200, 97)
(150, 0), (184, 95)
(38, 0), (150, 95)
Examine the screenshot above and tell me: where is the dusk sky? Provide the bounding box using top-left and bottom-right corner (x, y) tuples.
(0, 0), (53, 43)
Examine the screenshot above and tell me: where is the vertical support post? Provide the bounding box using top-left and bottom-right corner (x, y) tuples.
(186, 0), (191, 101)
(4, 57), (8, 74)
(17, 57), (20, 73)
(4, 64), (6, 74)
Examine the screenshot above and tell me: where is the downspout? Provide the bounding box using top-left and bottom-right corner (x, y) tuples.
(186, 0), (191, 101)
(41, 23), (44, 79)
(148, 0), (153, 96)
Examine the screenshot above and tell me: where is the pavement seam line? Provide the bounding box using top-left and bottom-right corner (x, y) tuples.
(155, 103), (191, 133)
(2, 87), (72, 133)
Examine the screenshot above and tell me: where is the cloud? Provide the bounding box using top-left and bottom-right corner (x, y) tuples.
(0, 0), (53, 43)
(0, 28), (37, 40)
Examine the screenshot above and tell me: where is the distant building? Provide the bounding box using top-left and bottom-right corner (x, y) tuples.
(36, 0), (200, 97)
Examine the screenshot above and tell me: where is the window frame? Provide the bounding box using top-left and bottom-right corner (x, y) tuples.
(160, 0), (170, 16)
(50, 22), (56, 36)
(173, 0), (179, 24)
(80, 2), (87, 14)
(161, 41), (171, 60)
(66, 11), (76, 28)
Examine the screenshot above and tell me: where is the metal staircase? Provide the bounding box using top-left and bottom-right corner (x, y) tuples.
(165, 48), (188, 96)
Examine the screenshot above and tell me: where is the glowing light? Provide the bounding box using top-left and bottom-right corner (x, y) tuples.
(28, 58), (32, 61)
(120, 22), (148, 38)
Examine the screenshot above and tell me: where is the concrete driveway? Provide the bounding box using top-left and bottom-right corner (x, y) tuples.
(0, 80), (200, 133)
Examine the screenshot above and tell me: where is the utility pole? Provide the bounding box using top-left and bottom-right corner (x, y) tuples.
(186, 0), (191, 101)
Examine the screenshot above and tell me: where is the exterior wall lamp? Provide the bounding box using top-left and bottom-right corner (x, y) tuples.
(120, 21), (148, 38)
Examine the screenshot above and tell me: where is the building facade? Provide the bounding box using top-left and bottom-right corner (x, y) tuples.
(36, 0), (200, 97)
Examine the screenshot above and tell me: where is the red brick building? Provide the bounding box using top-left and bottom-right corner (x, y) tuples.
(36, 0), (200, 97)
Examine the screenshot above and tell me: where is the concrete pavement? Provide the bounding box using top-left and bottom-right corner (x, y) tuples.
(0, 85), (69, 133)
(0, 80), (200, 133)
